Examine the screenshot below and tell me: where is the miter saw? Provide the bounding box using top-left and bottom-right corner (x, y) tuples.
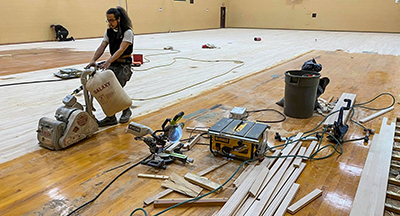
(127, 112), (194, 169)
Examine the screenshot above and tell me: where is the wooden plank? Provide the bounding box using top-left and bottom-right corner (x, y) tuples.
(274, 183), (300, 216)
(385, 203), (400, 214)
(197, 160), (230, 176)
(248, 167), (270, 197)
(153, 198), (227, 208)
(216, 166), (261, 216)
(267, 150), (282, 169)
(387, 191), (400, 201)
(138, 173), (169, 180)
(389, 177), (400, 186)
(257, 163), (305, 216)
(233, 164), (255, 188)
(282, 132), (303, 155)
(303, 141), (318, 160)
(293, 146), (306, 168)
(186, 127), (209, 133)
(183, 133), (202, 149)
(323, 93), (356, 126)
(350, 117), (396, 216)
(184, 173), (221, 192)
(287, 189), (323, 214)
(392, 155), (400, 161)
(143, 189), (174, 206)
(243, 144), (302, 216)
(169, 172), (203, 195)
(161, 180), (199, 198)
(359, 107), (394, 123)
(165, 141), (183, 153)
(266, 163), (296, 208)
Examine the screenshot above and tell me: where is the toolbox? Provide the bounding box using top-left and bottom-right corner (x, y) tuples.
(209, 118), (270, 160)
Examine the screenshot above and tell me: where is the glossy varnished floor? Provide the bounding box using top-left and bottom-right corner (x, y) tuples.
(0, 50), (399, 216)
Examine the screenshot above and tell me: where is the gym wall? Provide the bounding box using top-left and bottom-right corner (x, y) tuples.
(1, 0), (399, 44)
(0, 0), (226, 44)
(227, 0), (400, 33)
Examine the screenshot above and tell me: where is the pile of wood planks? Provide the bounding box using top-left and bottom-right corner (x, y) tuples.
(216, 132), (323, 216)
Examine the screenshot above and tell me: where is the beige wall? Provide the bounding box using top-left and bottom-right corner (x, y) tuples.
(0, 0), (226, 44)
(1, 0), (399, 44)
(227, 0), (400, 33)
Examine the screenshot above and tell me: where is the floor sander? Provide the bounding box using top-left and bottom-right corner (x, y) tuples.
(37, 66), (132, 150)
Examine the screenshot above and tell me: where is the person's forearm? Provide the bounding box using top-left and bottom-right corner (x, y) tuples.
(91, 47), (105, 62)
(107, 48), (125, 63)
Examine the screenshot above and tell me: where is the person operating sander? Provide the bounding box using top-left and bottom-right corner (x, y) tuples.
(85, 7), (134, 127)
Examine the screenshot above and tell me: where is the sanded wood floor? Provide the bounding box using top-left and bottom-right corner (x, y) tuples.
(0, 50), (399, 216)
(1, 28), (399, 165)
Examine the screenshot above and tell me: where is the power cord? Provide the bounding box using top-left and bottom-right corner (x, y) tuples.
(130, 158), (256, 216)
(246, 108), (286, 123)
(66, 154), (152, 216)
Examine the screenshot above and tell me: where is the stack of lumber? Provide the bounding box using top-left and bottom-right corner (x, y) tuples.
(216, 132), (323, 216)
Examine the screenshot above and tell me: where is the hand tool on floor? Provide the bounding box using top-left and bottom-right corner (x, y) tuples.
(126, 112), (194, 169)
(327, 99), (351, 143)
(274, 132), (319, 142)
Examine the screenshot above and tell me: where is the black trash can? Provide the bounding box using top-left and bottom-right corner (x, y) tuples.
(284, 70), (321, 118)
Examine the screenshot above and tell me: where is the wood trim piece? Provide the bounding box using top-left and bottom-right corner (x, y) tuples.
(184, 173), (222, 192)
(274, 183), (300, 216)
(138, 173), (169, 180)
(170, 172), (203, 195)
(184, 133), (202, 149)
(244, 144), (303, 216)
(293, 146), (306, 168)
(215, 166), (260, 216)
(165, 141), (183, 153)
(161, 180), (199, 198)
(233, 164), (255, 188)
(350, 117), (396, 216)
(143, 189), (174, 206)
(359, 107), (394, 123)
(303, 141), (318, 161)
(287, 188), (322, 214)
(248, 167), (270, 197)
(267, 150), (281, 169)
(385, 203), (400, 214)
(387, 191), (400, 201)
(389, 177), (400, 186)
(323, 93), (356, 126)
(197, 160), (230, 176)
(186, 127), (209, 133)
(154, 198), (228, 208)
(282, 132), (303, 155)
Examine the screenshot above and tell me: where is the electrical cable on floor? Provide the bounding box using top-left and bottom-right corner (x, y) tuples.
(246, 108), (286, 123)
(130, 158), (256, 216)
(66, 154), (152, 216)
(0, 79), (63, 88)
(263, 92), (395, 160)
(130, 57), (245, 101)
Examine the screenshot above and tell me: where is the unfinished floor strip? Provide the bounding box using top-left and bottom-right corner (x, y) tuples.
(287, 188), (323, 214)
(350, 117), (396, 216)
(274, 183), (300, 216)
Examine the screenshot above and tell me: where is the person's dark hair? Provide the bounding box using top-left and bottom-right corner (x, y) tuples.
(107, 7), (132, 37)
(50, 24), (55, 28)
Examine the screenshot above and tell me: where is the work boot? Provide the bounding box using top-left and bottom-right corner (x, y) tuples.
(119, 108), (132, 123)
(97, 115), (118, 127)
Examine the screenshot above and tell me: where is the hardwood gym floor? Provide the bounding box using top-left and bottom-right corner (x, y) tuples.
(0, 29), (399, 215)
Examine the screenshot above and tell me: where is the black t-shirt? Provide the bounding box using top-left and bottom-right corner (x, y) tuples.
(54, 25), (68, 34)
